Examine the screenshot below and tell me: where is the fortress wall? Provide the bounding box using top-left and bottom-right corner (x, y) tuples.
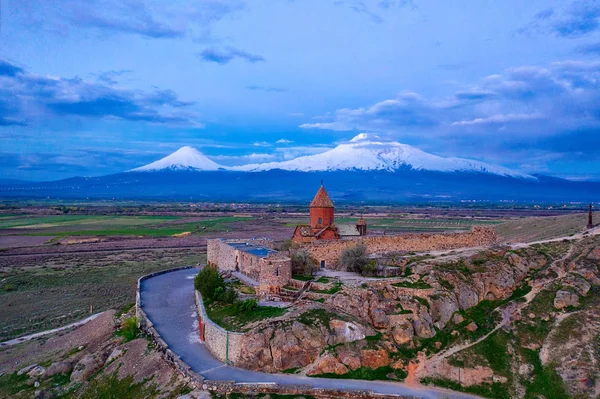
(304, 226), (497, 267)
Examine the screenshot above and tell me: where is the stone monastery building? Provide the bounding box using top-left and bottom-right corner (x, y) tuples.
(292, 184), (367, 244)
(207, 183), (497, 299)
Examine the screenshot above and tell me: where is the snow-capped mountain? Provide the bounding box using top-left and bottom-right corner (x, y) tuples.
(130, 146), (224, 172)
(234, 134), (535, 180)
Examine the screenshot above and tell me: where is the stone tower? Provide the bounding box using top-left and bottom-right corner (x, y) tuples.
(357, 217), (367, 236)
(588, 204), (594, 229)
(310, 184), (334, 229)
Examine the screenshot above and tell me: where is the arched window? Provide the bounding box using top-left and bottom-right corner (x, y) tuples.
(318, 217), (322, 224)
(276, 268), (279, 276)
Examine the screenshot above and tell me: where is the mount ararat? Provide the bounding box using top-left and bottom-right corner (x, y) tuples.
(2, 135), (599, 202)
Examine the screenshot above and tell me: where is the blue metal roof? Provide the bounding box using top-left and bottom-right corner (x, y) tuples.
(229, 242), (277, 258)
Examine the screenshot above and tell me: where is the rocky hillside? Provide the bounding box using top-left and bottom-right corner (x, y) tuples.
(237, 235), (600, 399)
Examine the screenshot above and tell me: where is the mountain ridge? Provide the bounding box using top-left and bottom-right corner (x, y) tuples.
(130, 134), (534, 180)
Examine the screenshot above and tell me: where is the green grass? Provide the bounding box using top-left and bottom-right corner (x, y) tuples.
(297, 308), (338, 328)
(313, 366), (406, 381)
(0, 372), (31, 398)
(310, 281), (343, 294)
(205, 301), (286, 332)
(393, 280), (432, 289)
(520, 348), (570, 399)
(0, 214), (252, 237)
(291, 275), (313, 281)
(115, 316), (140, 343)
(76, 373), (157, 399)
(315, 277), (330, 283)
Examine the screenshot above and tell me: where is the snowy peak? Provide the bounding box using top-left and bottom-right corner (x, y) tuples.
(235, 134), (535, 180)
(130, 146), (224, 172)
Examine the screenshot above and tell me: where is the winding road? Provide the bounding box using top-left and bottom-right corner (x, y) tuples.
(140, 268), (482, 399)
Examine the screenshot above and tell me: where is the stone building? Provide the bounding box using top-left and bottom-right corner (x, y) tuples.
(292, 184), (367, 244)
(207, 238), (291, 299)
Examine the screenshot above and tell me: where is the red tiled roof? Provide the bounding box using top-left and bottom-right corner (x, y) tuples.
(357, 217), (366, 225)
(295, 225), (315, 237)
(310, 185), (334, 208)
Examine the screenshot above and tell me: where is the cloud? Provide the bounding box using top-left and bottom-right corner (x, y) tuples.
(96, 69), (132, 85)
(451, 113), (545, 126)
(253, 141), (271, 147)
(246, 85), (287, 92)
(577, 41), (600, 55)
(276, 139), (293, 144)
(553, 1), (600, 37)
(298, 59), (600, 158)
(334, 0), (414, 23)
(211, 153), (276, 164)
(198, 47), (265, 64)
(520, 1), (600, 38)
(0, 58), (202, 127)
(12, 0), (245, 41)
(300, 91), (439, 131)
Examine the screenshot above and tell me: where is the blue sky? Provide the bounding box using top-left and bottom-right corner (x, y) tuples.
(1, 0), (600, 181)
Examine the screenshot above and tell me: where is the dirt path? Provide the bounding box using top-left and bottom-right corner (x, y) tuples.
(413, 238), (579, 380)
(0, 313), (102, 347)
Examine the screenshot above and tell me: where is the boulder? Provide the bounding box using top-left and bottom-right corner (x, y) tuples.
(413, 312), (435, 338)
(337, 350), (361, 371)
(392, 321), (414, 345)
(306, 354), (349, 376)
(370, 309), (389, 329)
(71, 354), (106, 383)
(360, 348), (390, 369)
(27, 366), (46, 379)
(42, 361), (72, 379)
(465, 322), (478, 332)
(329, 320), (366, 344)
(430, 294), (459, 329)
(554, 289), (580, 309)
(452, 313), (465, 324)
(17, 364), (39, 376)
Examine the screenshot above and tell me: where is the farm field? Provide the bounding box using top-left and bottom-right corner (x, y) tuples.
(0, 215), (252, 238)
(0, 248), (206, 342)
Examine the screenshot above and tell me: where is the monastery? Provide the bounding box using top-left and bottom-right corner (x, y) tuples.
(207, 184), (497, 299)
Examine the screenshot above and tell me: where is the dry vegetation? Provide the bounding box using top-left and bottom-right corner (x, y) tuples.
(496, 212), (589, 243)
(0, 249), (206, 342)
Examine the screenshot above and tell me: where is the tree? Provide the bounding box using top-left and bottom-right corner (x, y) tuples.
(194, 264), (225, 301)
(340, 243), (369, 274)
(291, 249), (318, 277)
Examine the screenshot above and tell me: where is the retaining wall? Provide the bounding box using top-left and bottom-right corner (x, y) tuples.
(136, 267), (422, 399)
(194, 290), (245, 365)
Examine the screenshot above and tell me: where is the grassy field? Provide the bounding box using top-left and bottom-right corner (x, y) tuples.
(0, 215), (252, 237)
(0, 249), (206, 342)
(496, 213), (588, 243)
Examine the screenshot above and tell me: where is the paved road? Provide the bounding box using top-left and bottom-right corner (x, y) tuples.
(140, 268), (482, 399)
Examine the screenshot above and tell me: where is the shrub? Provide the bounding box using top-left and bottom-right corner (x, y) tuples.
(117, 316), (139, 342)
(220, 288), (238, 304)
(291, 249), (318, 276)
(361, 260), (377, 277)
(340, 243), (369, 274)
(234, 298), (258, 312)
(194, 265), (225, 301)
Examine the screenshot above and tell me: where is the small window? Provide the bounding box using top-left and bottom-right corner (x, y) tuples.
(329, 218), (333, 224)
(318, 217), (322, 224)
(276, 268), (279, 276)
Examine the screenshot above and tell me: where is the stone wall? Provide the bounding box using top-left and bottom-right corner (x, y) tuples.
(194, 290), (245, 365)
(304, 226), (497, 267)
(207, 238), (292, 296)
(257, 253), (292, 297)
